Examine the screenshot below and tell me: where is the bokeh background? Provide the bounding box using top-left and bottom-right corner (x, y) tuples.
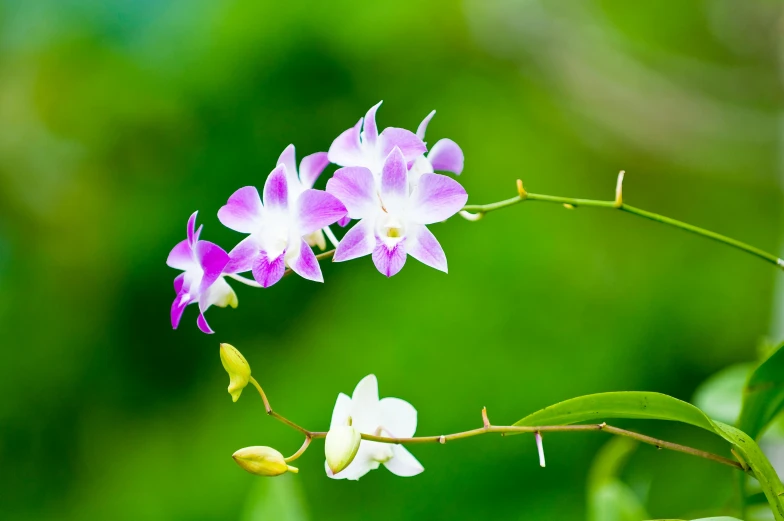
(1, 1), (783, 520)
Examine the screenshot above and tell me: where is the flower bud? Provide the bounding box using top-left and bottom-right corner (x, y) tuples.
(219, 343), (250, 402)
(232, 446), (298, 477)
(325, 425), (362, 474)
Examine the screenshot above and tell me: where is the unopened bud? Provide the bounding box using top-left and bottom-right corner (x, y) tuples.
(325, 425), (362, 474)
(232, 446), (298, 477)
(220, 343), (250, 402)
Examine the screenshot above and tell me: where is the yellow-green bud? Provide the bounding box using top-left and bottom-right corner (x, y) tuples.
(232, 446), (298, 477)
(219, 343), (251, 402)
(325, 425), (362, 474)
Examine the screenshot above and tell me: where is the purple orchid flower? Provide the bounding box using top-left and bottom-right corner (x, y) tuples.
(327, 101), (427, 176)
(218, 155), (347, 288)
(326, 146), (468, 277)
(408, 110), (464, 187)
(166, 212), (235, 334)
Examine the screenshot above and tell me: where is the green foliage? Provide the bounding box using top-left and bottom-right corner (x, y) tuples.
(738, 343), (784, 440)
(515, 392), (784, 520)
(587, 437), (648, 521)
(240, 474), (310, 521)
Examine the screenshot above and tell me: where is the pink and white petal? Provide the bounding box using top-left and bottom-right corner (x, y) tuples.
(362, 100), (383, 147)
(350, 374), (381, 433)
(187, 211), (198, 246)
(372, 239), (407, 277)
(252, 251), (286, 288)
(428, 138), (464, 175)
(263, 165), (289, 210)
(287, 239), (323, 282)
(380, 147), (408, 212)
(277, 144), (299, 183)
(409, 173), (468, 224)
(333, 219), (375, 262)
(171, 292), (191, 329)
(166, 239), (194, 270)
(299, 152), (329, 189)
(337, 215), (351, 227)
(379, 397), (418, 438)
(173, 273), (185, 294)
(326, 443), (380, 481)
(325, 167), (377, 219)
(330, 392), (353, 429)
(217, 186), (263, 233)
(327, 118), (364, 167)
(197, 312), (214, 334)
(377, 127), (427, 163)
(201, 277), (237, 309)
(416, 110), (436, 140)
(225, 236), (260, 273)
(384, 445), (424, 477)
(407, 224), (448, 273)
(194, 240), (229, 293)
(193, 224), (203, 243)
(295, 189), (347, 235)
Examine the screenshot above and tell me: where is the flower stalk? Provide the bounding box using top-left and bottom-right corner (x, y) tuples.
(245, 372), (746, 475)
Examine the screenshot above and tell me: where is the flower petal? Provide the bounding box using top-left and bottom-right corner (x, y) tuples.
(287, 239), (323, 282)
(337, 215), (351, 227)
(377, 127), (426, 163)
(218, 186), (263, 233)
(351, 374), (381, 433)
(171, 292), (191, 329)
(194, 240), (229, 293)
(252, 251), (286, 288)
(416, 110), (436, 140)
(167, 239), (194, 270)
(384, 445), (424, 477)
(372, 239), (407, 277)
(187, 211), (198, 246)
(295, 189), (347, 235)
(326, 443), (380, 481)
(334, 219), (375, 262)
(263, 165), (288, 210)
(380, 147), (408, 213)
(330, 393), (352, 429)
(299, 152), (329, 189)
(406, 224), (447, 273)
(328, 117), (364, 167)
(409, 173), (468, 224)
(326, 166), (377, 219)
(363, 101), (383, 147)
(428, 138), (464, 175)
(197, 312), (214, 334)
(173, 273), (185, 294)
(380, 397), (417, 438)
(225, 236), (260, 273)
(200, 277), (237, 310)
(277, 144), (298, 184)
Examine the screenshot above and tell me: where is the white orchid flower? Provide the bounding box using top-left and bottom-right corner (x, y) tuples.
(326, 374), (424, 480)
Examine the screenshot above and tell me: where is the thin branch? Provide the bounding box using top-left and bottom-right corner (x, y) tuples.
(247, 377), (746, 473)
(461, 173), (783, 269)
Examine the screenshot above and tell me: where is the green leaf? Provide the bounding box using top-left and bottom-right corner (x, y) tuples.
(693, 363), (752, 425)
(587, 437), (648, 521)
(240, 474), (310, 521)
(738, 342), (784, 440)
(645, 518), (743, 520)
(515, 391), (784, 521)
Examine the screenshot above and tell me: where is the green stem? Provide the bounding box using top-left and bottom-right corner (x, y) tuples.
(462, 191), (782, 268)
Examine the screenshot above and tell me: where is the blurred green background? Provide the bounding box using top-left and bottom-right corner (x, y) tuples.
(1, 1), (782, 519)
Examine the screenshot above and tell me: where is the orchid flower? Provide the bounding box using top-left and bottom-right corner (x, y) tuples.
(326, 146), (468, 277)
(327, 101), (427, 176)
(408, 110), (464, 188)
(326, 374), (424, 480)
(276, 144), (331, 250)
(166, 212), (236, 334)
(218, 160), (347, 287)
